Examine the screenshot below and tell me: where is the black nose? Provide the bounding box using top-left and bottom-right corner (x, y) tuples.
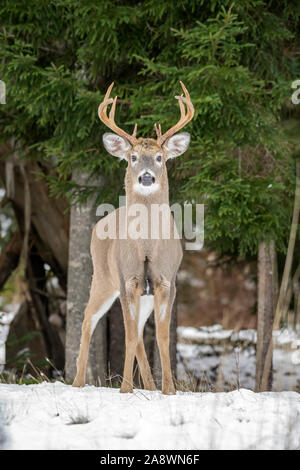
(139, 172), (155, 186)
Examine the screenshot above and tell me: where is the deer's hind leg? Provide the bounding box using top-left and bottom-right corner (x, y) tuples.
(154, 276), (176, 395)
(72, 278), (119, 387)
(135, 295), (156, 391)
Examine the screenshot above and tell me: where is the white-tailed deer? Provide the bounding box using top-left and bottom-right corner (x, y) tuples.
(72, 81), (194, 394)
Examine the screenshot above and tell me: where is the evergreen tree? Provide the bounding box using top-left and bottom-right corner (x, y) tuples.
(1, 0), (299, 255)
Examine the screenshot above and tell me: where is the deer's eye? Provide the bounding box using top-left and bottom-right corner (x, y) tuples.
(156, 155), (162, 162)
(131, 155), (137, 162)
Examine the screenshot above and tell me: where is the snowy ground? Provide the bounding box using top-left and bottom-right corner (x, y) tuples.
(0, 381), (299, 450)
(0, 324), (299, 450)
(177, 325), (300, 392)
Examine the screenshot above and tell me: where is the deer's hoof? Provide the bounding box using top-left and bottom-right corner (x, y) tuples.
(72, 378), (85, 387)
(146, 384), (157, 391)
(120, 384), (133, 394)
(162, 384), (176, 395)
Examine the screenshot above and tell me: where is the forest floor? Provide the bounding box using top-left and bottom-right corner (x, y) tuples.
(0, 381), (299, 450)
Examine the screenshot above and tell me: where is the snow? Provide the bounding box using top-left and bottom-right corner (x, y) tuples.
(0, 189), (12, 239)
(0, 324), (299, 449)
(177, 343), (300, 392)
(178, 325), (233, 342)
(178, 324), (300, 347)
(0, 381), (299, 450)
(0, 306), (19, 373)
(177, 325), (300, 392)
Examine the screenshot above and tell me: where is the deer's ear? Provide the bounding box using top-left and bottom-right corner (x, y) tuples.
(163, 132), (190, 160)
(103, 132), (131, 160)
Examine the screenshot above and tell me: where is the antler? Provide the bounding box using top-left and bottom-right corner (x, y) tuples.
(99, 81), (193, 147)
(98, 82), (138, 146)
(154, 81), (194, 146)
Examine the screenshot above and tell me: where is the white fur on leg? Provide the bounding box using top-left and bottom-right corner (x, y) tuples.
(91, 291), (120, 334)
(138, 295), (154, 338)
(129, 303), (136, 320)
(159, 302), (167, 321)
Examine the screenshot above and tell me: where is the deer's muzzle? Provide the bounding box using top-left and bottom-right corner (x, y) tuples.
(139, 171), (155, 186)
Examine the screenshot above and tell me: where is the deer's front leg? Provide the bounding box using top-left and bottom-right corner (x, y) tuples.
(72, 315), (92, 388)
(136, 338), (157, 391)
(154, 277), (176, 395)
(119, 278), (142, 393)
(73, 281), (118, 387)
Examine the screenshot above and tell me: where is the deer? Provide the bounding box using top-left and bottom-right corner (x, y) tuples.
(72, 81), (194, 394)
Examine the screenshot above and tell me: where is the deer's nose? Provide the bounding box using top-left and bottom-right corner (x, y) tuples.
(139, 171), (155, 186)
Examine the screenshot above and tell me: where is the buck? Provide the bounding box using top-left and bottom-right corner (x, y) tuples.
(72, 81), (194, 394)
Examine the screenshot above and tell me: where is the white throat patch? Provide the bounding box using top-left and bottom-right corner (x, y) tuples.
(133, 182), (160, 196)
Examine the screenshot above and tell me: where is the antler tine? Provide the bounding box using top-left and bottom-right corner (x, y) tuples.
(154, 123), (162, 139)
(98, 82), (138, 146)
(109, 95), (117, 121)
(132, 123), (138, 138)
(105, 81), (115, 101)
(156, 81), (194, 146)
(177, 95), (185, 120)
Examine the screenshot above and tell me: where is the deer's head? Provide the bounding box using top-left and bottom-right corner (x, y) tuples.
(98, 82), (194, 196)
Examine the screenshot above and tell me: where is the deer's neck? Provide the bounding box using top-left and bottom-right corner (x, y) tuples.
(123, 170), (175, 245)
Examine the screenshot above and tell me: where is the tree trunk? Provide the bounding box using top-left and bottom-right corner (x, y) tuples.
(0, 230), (22, 289)
(65, 171), (107, 385)
(0, 154), (69, 290)
(0, 146), (70, 373)
(27, 247), (65, 370)
(255, 240), (277, 392)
